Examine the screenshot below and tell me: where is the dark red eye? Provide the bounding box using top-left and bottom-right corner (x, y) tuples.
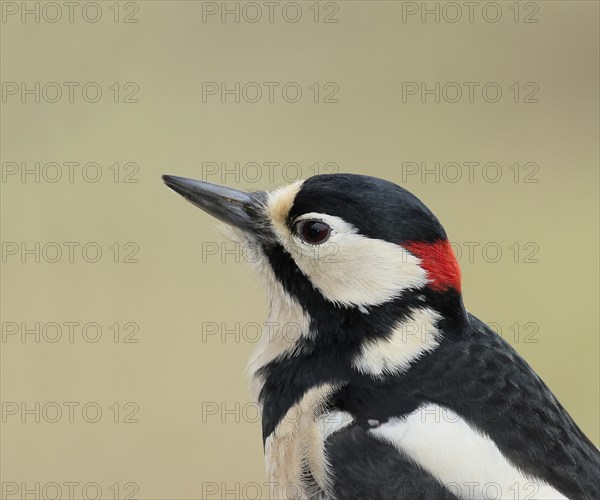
(295, 220), (332, 245)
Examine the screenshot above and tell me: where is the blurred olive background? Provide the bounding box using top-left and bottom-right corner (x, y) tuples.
(1, 1), (598, 499)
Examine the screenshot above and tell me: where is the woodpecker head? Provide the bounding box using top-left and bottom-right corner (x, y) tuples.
(163, 173), (465, 334)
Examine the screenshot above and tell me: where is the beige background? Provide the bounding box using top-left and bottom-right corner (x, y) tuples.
(1, 1), (598, 499)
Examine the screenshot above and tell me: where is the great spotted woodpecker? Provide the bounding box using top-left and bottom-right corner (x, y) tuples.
(163, 173), (599, 500)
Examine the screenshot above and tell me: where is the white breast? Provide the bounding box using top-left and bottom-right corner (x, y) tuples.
(263, 384), (352, 500)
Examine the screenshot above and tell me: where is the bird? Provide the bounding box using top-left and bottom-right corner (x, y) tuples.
(162, 173), (599, 500)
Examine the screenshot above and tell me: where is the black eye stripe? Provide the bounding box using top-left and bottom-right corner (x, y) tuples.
(294, 219), (332, 245)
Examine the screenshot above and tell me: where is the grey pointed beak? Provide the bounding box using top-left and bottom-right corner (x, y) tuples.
(162, 175), (260, 229)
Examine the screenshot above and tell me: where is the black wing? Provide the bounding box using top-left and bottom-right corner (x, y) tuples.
(327, 313), (600, 499)
(457, 314), (600, 498)
(325, 423), (459, 500)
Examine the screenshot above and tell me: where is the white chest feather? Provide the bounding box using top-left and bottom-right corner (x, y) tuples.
(263, 384), (352, 500)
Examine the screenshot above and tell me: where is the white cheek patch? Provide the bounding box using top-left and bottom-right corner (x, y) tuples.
(352, 307), (442, 377)
(267, 209), (428, 308)
(370, 404), (568, 500)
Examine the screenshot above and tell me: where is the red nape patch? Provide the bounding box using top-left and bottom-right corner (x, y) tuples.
(402, 240), (461, 293)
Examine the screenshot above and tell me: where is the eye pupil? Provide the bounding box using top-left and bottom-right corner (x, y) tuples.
(298, 220), (331, 244)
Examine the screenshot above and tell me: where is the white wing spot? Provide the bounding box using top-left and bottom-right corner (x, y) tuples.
(370, 403), (568, 500)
